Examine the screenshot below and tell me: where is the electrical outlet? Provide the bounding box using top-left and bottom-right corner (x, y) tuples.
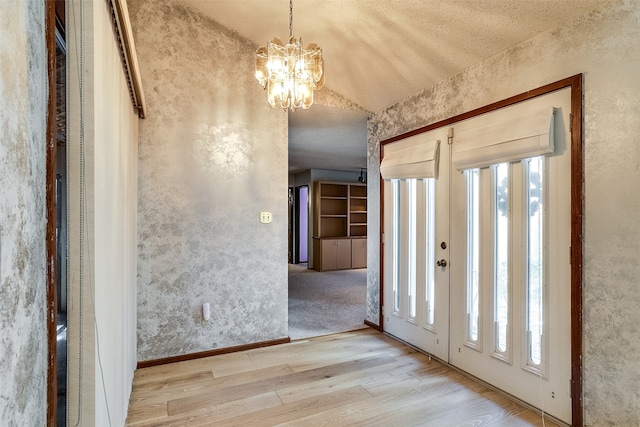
(202, 303), (211, 321)
(260, 212), (272, 224)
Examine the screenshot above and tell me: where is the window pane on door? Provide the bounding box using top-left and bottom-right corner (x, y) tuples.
(408, 179), (417, 321)
(392, 179), (401, 314)
(494, 163), (509, 354)
(424, 178), (436, 326)
(466, 169), (480, 343)
(526, 157), (544, 367)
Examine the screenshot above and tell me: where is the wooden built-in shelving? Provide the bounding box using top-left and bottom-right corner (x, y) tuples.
(348, 184), (367, 238)
(312, 181), (367, 271)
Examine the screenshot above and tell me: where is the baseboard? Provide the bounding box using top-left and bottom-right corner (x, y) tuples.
(364, 319), (381, 331)
(137, 336), (291, 369)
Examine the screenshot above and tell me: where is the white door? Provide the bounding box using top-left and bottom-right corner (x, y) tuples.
(449, 88), (572, 423)
(382, 87), (572, 424)
(383, 127), (450, 362)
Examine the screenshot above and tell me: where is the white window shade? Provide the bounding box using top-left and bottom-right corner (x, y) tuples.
(452, 106), (556, 171)
(381, 136), (440, 180)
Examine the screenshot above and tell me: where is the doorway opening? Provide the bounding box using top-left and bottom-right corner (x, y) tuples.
(286, 105), (370, 340)
(288, 179), (368, 340)
(293, 185), (308, 264)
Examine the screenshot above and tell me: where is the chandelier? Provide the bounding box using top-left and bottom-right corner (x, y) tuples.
(255, 0), (324, 111)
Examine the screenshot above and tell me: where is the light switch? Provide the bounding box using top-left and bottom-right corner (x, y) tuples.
(260, 211), (272, 224)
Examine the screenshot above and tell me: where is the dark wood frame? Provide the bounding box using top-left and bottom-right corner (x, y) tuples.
(378, 75), (584, 426)
(47, 2), (68, 425)
(46, 0), (58, 425)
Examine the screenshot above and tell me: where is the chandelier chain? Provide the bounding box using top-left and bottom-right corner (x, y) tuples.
(289, 0), (293, 38)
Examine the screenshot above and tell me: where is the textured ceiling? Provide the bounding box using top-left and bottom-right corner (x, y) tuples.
(288, 105), (368, 174)
(178, 0), (609, 173)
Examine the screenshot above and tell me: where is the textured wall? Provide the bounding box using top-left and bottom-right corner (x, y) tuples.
(129, 0), (288, 361)
(0, 0), (47, 425)
(367, 0), (640, 424)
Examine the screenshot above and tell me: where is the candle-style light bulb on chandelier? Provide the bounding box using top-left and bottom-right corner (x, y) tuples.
(255, 0), (325, 111)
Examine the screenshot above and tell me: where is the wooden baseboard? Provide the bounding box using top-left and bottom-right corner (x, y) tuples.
(137, 336), (291, 369)
(364, 319), (381, 331)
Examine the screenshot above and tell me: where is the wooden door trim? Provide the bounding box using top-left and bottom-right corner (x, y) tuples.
(569, 75), (584, 427)
(378, 174), (384, 329)
(46, 0), (58, 425)
(378, 75), (584, 426)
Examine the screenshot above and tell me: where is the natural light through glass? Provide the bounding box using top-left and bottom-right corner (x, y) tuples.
(408, 179), (417, 320)
(424, 179), (436, 325)
(392, 180), (401, 314)
(527, 157), (544, 366)
(494, 163), (509, 353)
(466, 169), (480, 342)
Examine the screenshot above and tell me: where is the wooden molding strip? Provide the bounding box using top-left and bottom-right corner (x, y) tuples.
(46, 1), (58, 425)
(364, 319), (381, 331)
(569, 74), (584, 427)
(137, 337), (291, 369)
(105, 0), (147, 118)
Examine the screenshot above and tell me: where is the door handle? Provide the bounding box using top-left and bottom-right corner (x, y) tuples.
(436, 259), (447, 267)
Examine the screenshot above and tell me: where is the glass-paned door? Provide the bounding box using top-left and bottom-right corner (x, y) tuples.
(382, 87), (573, 424)
(449, 88), (572, 423)
(383, 127), (450, 362)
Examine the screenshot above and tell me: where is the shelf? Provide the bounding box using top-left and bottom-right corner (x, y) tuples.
(350, 198), (366, 213)
(313, 180), (367, 271)
(321, 198), (347, 216)
(320, 217), (347, 237)
(314, 181), (367, 239)
(350, 186), (367, 198)
(350, 225), (367, 237)
(350, 212), (367, 224)
(321, 184), (348, 198)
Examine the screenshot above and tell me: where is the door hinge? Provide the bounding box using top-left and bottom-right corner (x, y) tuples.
(569, 379), (573, 398)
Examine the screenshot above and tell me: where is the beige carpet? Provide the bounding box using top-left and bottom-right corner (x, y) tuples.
(288, 263), (368, 340)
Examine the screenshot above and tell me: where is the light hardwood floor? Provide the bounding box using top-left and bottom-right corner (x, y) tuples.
(126, 328), (559, 426)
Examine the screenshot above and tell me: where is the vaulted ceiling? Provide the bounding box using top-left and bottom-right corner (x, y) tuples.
(178, 0), (610, 173)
